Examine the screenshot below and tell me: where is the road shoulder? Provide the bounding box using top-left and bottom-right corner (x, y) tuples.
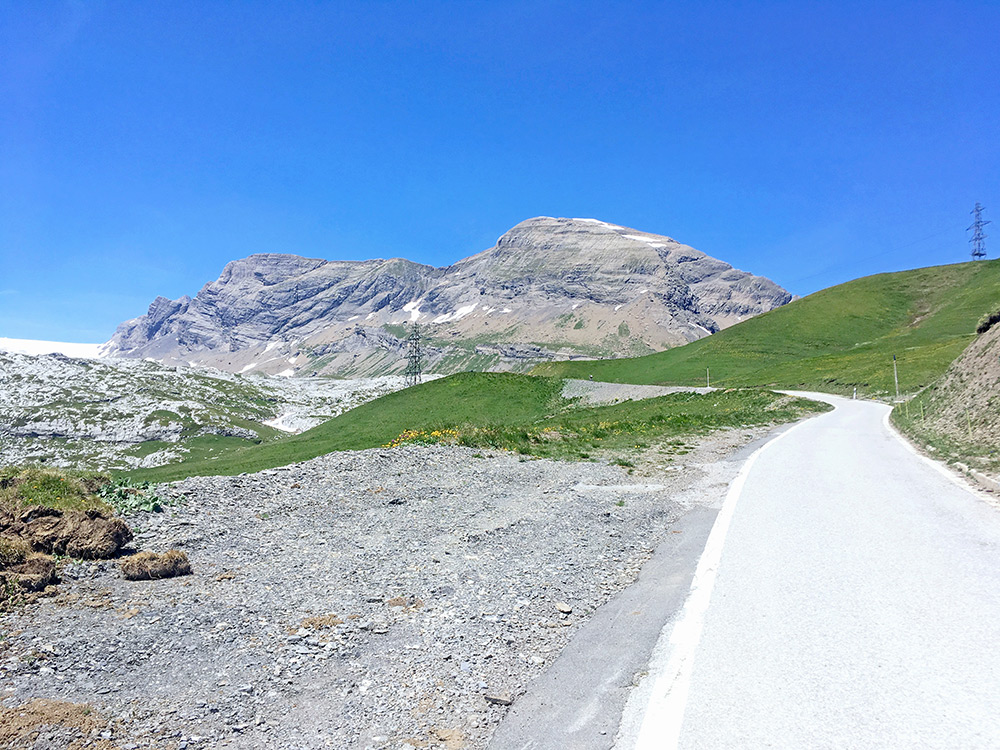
(487, 425), (795, 750)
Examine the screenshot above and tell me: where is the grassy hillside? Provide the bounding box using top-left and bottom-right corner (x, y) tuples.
(535, 260), (1000, 396)
(126, 372), (826, 482)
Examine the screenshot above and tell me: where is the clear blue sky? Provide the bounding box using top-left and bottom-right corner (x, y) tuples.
(2, 1), (998, 342)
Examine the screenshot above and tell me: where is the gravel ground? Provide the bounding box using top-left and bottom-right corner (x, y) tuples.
(560, 379), (712, 405)
(1, 428), (771, 749)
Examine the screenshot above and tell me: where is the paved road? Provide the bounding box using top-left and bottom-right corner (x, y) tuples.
(618, 394), (1000, 749)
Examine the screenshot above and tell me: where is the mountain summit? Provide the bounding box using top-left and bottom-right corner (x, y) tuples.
(105, 217), (791, 376)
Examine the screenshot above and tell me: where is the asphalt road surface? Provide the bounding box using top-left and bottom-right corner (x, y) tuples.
(617, 394), (1000, 749)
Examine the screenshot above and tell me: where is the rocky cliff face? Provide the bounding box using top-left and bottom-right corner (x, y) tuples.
(106, 217), (791, 376)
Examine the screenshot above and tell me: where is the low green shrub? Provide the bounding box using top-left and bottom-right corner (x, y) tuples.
(97, 480), (167, 513)
(976, 307), (1000, 335)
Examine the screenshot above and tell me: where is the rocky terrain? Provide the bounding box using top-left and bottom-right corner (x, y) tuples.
(105, 217), (791, 377)
(0, 421), (773, 750)
(0, 350), (428, 470)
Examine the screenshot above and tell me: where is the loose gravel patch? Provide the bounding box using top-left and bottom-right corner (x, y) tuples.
(1, 429), (771, 749)
(561, 379), (712, 406)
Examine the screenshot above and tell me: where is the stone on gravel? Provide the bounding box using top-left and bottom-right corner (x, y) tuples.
(485, 695), (515, 706)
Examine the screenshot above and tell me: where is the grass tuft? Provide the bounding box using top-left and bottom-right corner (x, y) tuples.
(120, 550), (191, 581)
(0, 536), (30, 567)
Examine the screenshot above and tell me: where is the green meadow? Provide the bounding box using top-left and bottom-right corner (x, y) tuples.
(127, 373), (825, 482)
(534, 259), (1000, 397)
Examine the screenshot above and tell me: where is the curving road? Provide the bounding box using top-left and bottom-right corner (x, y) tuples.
(617, 394), (1000, 749)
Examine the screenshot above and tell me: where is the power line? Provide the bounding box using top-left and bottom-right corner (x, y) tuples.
(969, 202), (990, 260)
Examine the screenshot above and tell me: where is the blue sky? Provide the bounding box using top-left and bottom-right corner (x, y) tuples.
(2, 1), (998, 342)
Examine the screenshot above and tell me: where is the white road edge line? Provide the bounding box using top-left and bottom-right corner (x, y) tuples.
(881, 410), (987, 497)
(627, 417), (809, 750)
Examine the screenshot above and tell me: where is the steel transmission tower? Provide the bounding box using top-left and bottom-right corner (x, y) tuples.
(969, 202), (990, 260)
(404, 323), (422, 386)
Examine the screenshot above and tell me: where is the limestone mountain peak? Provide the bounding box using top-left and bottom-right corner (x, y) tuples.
(105, 217), (790, 376)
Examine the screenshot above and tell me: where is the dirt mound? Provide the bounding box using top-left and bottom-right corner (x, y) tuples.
(119, 549), (191, 580)
(0, 552), (57, 592)
(2, 507), (133, 559)
(0, 533), (57, 598)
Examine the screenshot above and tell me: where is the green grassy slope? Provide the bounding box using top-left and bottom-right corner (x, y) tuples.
(127, 373), (564, 481)
(534, 260), (1000, 396)
(126, 372), (825, 482)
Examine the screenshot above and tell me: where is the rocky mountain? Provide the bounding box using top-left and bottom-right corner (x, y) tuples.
(0, 350), (422, 470)
(105, 217), (791, 376)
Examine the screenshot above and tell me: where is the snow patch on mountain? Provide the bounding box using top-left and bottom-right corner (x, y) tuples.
(0, 337), (108, 358)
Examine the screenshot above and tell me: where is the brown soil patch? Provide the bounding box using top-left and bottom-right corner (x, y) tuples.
(302, 613), (344, 629)
(1, 507), (132, 559)
(431, 727), (466, 749)
(56, 590), (115, 610)
(0, 698), (114, 750)
(0, 553), (56, 592)
(120, 549), (191, 580)
(398, 727), (465, 749)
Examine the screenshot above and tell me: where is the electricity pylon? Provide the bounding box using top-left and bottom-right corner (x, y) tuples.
(969, 202), (990, 260)
(404, 323), (422, 386)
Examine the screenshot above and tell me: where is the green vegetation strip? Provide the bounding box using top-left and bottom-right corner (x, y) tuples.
(535, 259), (1000, 397)
(891, 400), (995, 475)
(0, 467), (168, 516)
(0, 467), (112, 515)
(126, 372), (828, 483)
